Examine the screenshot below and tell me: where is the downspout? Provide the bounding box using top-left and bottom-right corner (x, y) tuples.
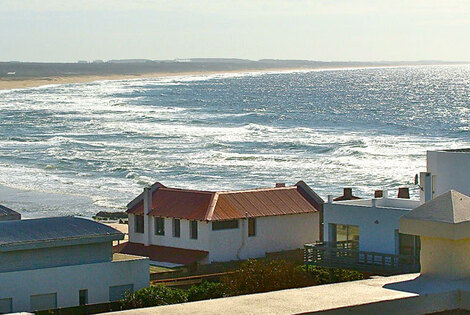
(236, 212), (248, 260)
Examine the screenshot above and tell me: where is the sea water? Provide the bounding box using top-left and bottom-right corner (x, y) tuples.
(0, 65), (469, 217)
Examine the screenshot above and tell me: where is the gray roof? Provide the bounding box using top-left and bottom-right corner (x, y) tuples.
(399, 191), (470, 240)
(0, 216), (123, 251)
(0, 204), (20, 217)
(402, 190), (470, 224)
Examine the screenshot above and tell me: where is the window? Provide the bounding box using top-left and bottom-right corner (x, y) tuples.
(0, 298), (12, 314)
(173, 219), (180, 237)
(212, 220), (239, 231)
(155, 217), (165, 235)
(109, 284), (134, 302)
(399, 233), (421, 256)
(30, 293), (57, 311)
(79, 289), (88, 306)
(190, 221), (198, 239)
(248, 218), (256, 237)
(331, 224), (359, 249)
(134, 215), (144, 234)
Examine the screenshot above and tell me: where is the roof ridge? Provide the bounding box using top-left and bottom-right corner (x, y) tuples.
(205, 192), (220, 221)
(216, 186), (296, 195)
(159, 187), (215, 195)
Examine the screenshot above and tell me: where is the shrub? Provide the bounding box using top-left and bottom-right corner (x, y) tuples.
(187, 281), (228, 302)
(301, 265), (364, 284)
(221, 259), (312, 296)
(121, 285), (188, 310)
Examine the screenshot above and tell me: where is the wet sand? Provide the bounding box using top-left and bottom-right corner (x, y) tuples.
(0, 68), (303, 90)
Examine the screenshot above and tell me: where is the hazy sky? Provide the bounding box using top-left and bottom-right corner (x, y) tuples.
(1, 0), (470, 62)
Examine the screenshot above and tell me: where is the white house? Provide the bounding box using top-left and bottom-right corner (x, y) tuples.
(420, 149), (470, 202)
(0, 216), (149, 313)
(0, 204), (21, 221)
(310, 148), (470, 274)
(116, 181), (323, 265)
(323, 190), (420, 255)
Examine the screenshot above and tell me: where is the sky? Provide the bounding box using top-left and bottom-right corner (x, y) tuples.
(1, 0), (470, 62)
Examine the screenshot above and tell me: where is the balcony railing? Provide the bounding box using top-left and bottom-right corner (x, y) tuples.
(304, 241), (420, 275)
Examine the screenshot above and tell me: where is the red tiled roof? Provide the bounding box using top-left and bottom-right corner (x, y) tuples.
(114, 242), (208, 265)
(148, 188), (215, 220)
(128, 184), (320, 221)
(128, 200), (144, 215)
(210, 187), (317, 220)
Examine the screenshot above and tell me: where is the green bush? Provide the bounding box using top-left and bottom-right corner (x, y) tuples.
(301, 265), (364, 284)
(121, 285), (188, 310)
(221, 259), (312, 296)
(187, 281), (228, 302)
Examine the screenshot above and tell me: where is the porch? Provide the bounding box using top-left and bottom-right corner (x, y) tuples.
(304, 241), (420, 275)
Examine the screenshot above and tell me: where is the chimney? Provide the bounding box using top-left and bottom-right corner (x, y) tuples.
(143, 187), (152, 214)
(374, 190), (383, 198)
(343, 188), (353, 199)
(143, 187), (152, 247)
(276, 183), (286, 188)
(327, 195), (333, 203)
(398, 187), (410, 199)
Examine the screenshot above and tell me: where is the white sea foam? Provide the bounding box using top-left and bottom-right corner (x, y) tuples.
(0, 65), (469, 217)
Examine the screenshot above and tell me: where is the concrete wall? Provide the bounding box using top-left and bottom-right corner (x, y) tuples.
(0, 256), (149, 313)
(324, 201), (411, 254)
(427, 150), (470, 198)
(0, 242), (112, 273)
(209, 213), (319, 262)
(420, 236), (470, 280)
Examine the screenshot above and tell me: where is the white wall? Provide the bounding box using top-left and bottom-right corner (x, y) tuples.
(0, 256), (149, 313)
(427, 150), (470, 198)
(209, 213), (319, 262)
(130, 213), (319, 263)
(149, 217), (210, 252)
(128, 214), (144, 244)
(324, 201), (410, 254)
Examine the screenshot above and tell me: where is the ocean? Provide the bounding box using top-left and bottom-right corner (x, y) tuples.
(0, 65), (469, 218)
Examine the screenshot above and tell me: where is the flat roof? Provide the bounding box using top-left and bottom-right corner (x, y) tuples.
(0, 216), (123, 251)
(332, 197), (419, 210)
(114, 242), (208, 265)
(108, 274), (470, 314)
(442, 148), (470, 152)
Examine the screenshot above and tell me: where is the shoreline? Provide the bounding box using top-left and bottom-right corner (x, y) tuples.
(2, 63), (462, 91)
(0, 68), (309, 91)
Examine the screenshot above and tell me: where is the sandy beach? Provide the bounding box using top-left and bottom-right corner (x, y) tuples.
(0, 68), (304, 91)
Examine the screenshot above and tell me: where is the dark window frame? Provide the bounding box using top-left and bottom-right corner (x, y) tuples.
(248, 218), (256, 237)
(190, 220), (198, 239)
(134, 215), (144, 234)
(79, 289), (88, 306)
(212, 220), (239, 231)
(173, 218), (181, 237)
(155, 217), (165, 236)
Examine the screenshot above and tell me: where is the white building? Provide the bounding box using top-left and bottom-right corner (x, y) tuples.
(312, 148), (470, 274)
(0, 216), (149, 313)
(116, 181), (323, 265)
(323, 191), (420, 255)
(420, 149), (470, 202)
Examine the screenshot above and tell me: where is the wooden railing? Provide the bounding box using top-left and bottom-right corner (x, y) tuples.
(304, 242), (420, 275)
